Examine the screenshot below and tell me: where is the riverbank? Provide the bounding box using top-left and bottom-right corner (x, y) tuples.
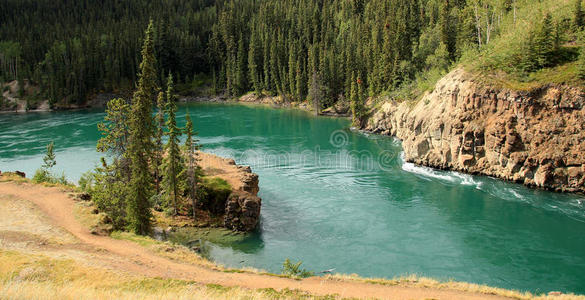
(0, 175), (579, 300)
(179, 69), (585, 194)
(5, 67), (584, 195)
(179, 92), (352, 118)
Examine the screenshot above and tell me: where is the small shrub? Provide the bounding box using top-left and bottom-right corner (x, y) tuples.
(32, 169), (69, 185)
(281, 258), (314, 278)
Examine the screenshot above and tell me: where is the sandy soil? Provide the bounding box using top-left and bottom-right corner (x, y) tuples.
(0, 180), (515, 300)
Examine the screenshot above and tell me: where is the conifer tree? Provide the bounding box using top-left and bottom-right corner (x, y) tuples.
(575, 0), (584, 30)
(97, 99), (130, 159)
(154, 91), (166, 194)
(235, 35), (247, 95)
(350, 72), (359, 126)
(308, 71), (322, 115)
(161, 74), (185, 216)
(127, 20), (158, 235)
(184, 112), (201, 221)
(248, 31), (261, 95)
(534, 13), (554, 69)
(43, 141), (56, 169)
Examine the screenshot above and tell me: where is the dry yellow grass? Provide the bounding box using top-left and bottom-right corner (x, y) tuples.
(325, 274), (585, 300)
(0, 250), (324, 300)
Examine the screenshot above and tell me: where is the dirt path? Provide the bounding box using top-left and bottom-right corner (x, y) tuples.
(0, 181), (512, 300)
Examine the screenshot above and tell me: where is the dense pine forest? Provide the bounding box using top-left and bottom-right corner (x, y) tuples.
(1, 0), (583, 113)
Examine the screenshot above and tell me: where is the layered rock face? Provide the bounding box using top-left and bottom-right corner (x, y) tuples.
(224, 191), (262, 232)
(365, 68), (585, 193)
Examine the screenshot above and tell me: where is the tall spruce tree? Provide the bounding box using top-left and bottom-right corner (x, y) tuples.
(575, 0), (584, 30)
(350, 72), (359, 126)
(184, 111), (201, 221)
(154, 91), (166, 194)
(308, 71), (322, 115)
(127, 20), (158, 235)
(161, 74), (185, 216)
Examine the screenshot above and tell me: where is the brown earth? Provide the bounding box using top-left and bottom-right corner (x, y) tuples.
(0, 179), (519, 300)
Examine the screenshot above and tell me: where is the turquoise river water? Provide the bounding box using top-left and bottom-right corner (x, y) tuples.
(1, 103), (584, 294)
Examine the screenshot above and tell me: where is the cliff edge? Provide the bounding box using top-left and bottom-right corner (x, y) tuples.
(365, 68), (585, 193)
(198, 152), (262, 231)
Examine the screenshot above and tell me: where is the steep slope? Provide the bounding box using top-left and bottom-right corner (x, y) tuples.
(365, 68), (585, 193)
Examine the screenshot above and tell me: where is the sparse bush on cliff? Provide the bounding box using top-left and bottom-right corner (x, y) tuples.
(32, 141), (69, 185)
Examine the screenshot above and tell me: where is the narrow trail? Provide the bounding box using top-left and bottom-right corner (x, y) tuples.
(0, 181), (512, 300)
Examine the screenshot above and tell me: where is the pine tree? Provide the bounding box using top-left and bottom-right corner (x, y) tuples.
(184, 111), (201, 221)
(235, 35), (247, 95)
(439, 1), (457, 61)
(42, 141), (56, 169)
(248, 31), (261, 95)
(350, 72), (359, 126)
(308, 71), (322, 115)
(127, 20), (158, 235)
(534, 13), (554, 69)
(161, 74), (185, 216)
(97, 98), (132, 181)
(154, 91), (166, 194)
(575, 0), (584, 30)
(357, 72), (365, 118)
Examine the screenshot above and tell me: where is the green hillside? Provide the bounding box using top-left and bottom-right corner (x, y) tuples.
(1, 0), (583, 109)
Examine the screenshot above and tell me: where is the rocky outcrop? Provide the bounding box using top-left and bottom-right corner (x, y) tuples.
(365, 68), (585, 193)
(198, 152), (262, 231)
(224, 191), (262, 232)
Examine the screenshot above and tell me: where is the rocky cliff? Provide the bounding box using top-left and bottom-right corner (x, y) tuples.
(365, 68), (585, 193)
(198, 152), (261, 231)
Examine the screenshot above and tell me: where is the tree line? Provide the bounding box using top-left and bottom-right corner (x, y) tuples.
(81, 21), (201, 234)
(0, 0), (217, 104)
(2, 0), (584, 122)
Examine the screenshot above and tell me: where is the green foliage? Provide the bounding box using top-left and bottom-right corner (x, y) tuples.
(1, 0), (215, 103)
(127, 20), (158, 235)
(5, 0), (581, 109)
(154, 91), (166, 194)
(161, 74), (186, 216)
(281, 259), (314, 278)
(197, 177), (231, 215)
(32, 141), (68, 185)
(42, 142), (56, 169)
(184, 111), (203, 220)
(32, 169), (68, 185)
(80, 161), (129, 230)
(574, 0), (584, 30)
(0, 41), (21, 81)
(97, 98), (130, 158)
(466, 0), (580, 82)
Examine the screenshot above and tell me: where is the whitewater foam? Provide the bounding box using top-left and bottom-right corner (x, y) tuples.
(400, 152), (483, 189)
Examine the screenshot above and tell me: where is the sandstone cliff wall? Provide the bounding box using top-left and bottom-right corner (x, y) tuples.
(365, 68), (585, 193)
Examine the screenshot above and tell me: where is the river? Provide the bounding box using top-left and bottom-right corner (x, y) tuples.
(1, 102), (584, 294)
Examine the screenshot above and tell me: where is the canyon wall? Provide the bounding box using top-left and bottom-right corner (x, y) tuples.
(365, 68), (585, 193)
